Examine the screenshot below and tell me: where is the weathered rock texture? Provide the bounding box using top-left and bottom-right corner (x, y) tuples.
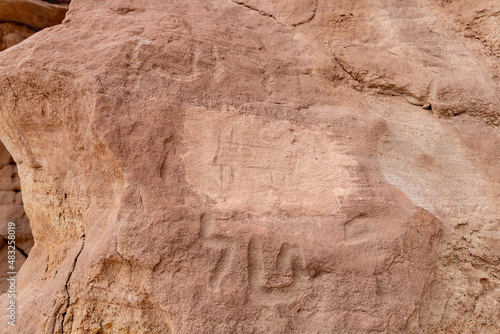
(0, 0), (69, 295)
(0, 22), (33, 52)
(0, 141), (32, 293)
(0, 0), (499, 333)
(0, 0), (69, 52)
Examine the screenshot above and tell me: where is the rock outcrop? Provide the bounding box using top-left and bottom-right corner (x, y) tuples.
(0, 0), (69, 52)
(0, 141), (32, 293)
(0, 23), (33, 52)
(0, 0), (69, 295)
(0, 0), (498, 333)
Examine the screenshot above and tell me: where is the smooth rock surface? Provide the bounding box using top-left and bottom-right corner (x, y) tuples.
(0, 0), (498, 333)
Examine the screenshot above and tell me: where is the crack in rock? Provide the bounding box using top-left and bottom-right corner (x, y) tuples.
(332, 53), (364, 86)
(232, 0), (285, 26)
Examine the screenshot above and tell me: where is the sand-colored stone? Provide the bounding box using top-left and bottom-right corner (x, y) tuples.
(0, 0), (498, 333)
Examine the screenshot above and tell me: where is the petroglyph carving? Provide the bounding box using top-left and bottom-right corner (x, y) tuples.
(184, 107), (357, 215)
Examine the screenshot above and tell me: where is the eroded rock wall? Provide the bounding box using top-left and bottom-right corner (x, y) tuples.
(0, 0), (498, 333)
(0, 0), (69, 52)
(0, 0), (70, 295)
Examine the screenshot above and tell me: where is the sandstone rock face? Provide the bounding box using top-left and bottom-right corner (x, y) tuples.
(0, 0), (68, 295)
(0, 0), (499, 333)
(0, 23), (34, 52)
(0, 0), (69, 31)
(0, 141), (32, 293)
(0, 0), (69, 52)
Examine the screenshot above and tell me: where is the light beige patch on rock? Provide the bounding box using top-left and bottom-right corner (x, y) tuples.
(183, 107), (357, 216)
(376, 102), (497, 221)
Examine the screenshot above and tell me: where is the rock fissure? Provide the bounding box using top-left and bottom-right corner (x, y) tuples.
(41, 0), (66, 4)
(232, 0), (285, 27)
(60, 235), (85, 334)
(333, 53), (435, 109)
(0, 236), (28, 258)
(333, 53), (364, 87)
(0, 21), (37, 33)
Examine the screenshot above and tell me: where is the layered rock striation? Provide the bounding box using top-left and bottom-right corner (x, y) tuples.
(0, 141), (32, 293)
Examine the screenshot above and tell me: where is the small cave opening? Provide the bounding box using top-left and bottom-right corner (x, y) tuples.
(0, 0), (70, 293)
